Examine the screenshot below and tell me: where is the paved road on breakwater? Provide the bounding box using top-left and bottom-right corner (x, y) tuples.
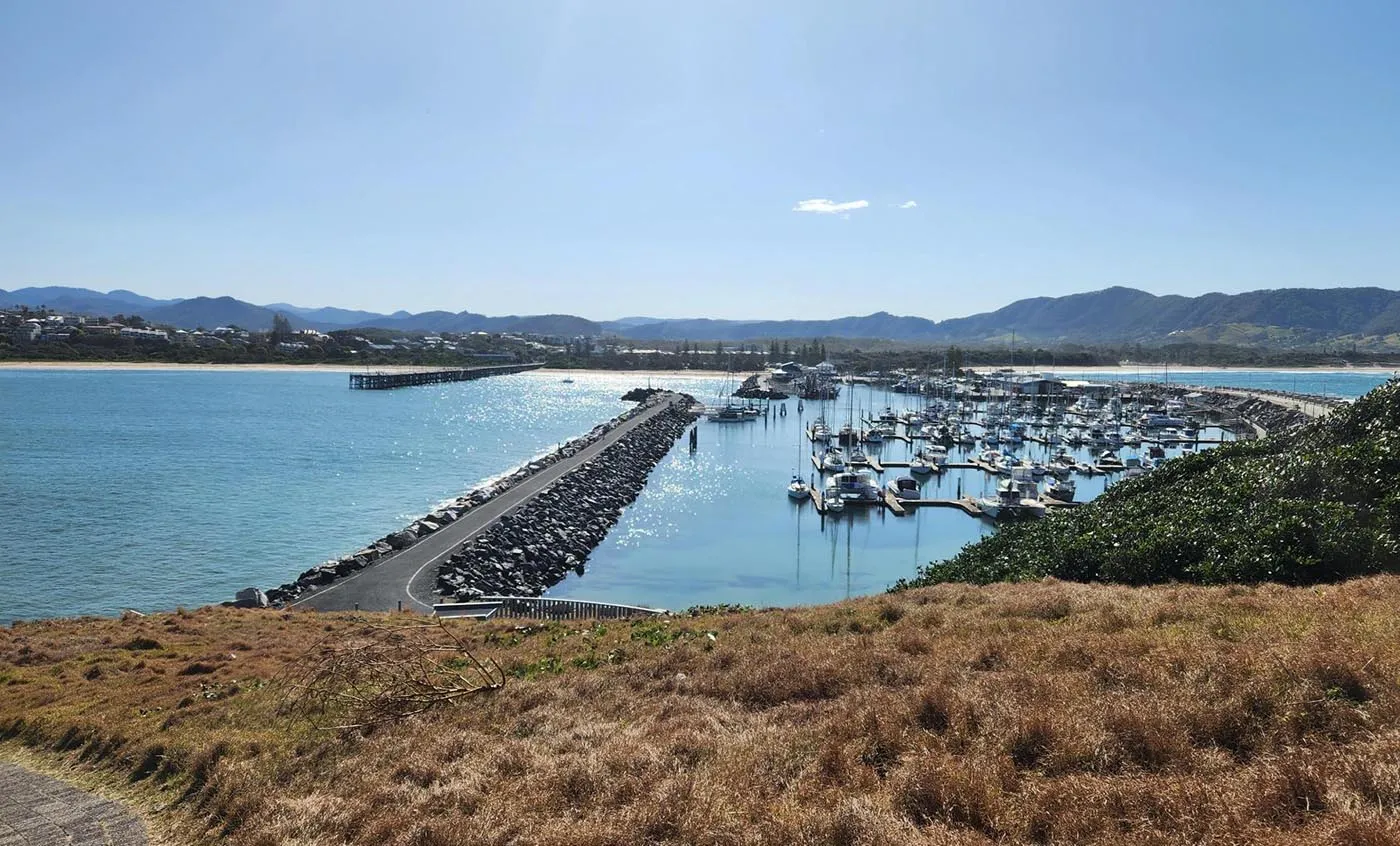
(293, 393), (688, 613)
(1207, 387), (1334, 418)
(0, 762), (147, 845)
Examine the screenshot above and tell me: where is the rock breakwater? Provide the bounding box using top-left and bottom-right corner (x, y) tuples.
(261, 392), (687, 606)
(436, 400), (699, 600)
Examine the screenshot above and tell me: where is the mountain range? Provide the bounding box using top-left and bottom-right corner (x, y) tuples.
(4, 284), (1400, 348)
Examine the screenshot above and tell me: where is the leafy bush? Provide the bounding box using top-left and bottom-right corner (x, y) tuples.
(897, 378), (1400, 587)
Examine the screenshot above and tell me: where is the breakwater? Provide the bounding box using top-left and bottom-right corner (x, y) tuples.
(1132, 383), (1338, 437)
(262, 391), (692, 606)
(435, 400), (699, 600)
(348, 362), (543, 390)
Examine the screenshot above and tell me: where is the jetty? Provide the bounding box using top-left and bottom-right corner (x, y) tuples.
(349, 362), (544, 390)
(291, 393), (690, 613)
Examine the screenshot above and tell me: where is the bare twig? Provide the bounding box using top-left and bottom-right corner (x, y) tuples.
(278, 619), (504, 730)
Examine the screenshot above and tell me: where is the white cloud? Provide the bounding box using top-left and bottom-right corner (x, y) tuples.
(896, 200), (918, 209)
(792, 198), (870, 214)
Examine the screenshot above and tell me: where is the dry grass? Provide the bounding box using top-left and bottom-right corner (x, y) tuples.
(5, 579), (1400, 844)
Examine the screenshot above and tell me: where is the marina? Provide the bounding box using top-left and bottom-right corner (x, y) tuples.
(0, 366), (1383, 621)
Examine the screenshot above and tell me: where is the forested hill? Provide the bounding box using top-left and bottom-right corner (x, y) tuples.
(611, 286), (1400, 345)
(7, 284), (1400, 346)
(898, 377), (1400, 588)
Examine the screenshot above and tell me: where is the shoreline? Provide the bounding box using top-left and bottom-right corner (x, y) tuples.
(0, 361), (744, 377)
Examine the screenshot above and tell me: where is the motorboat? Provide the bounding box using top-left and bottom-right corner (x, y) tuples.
(787, 476), (811, 500)
(823, 485), (846, 512)
(561, 377), (575, 383)
(1098, 450), (1125, 470)
(887, 476), (923, 500)
(707, 404), (752, 423)
(924, 444), (949, 466)
(1045, 477), (1076, 502)
(831, 471), (882, 502)
(1139, 412), (1188, 429)
(977, 470), (1046, 520)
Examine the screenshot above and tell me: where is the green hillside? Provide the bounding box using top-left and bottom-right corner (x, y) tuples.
(899, 378), (1400, 588)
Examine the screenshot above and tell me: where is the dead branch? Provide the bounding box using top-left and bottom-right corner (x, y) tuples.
(278, 619), (504, 730)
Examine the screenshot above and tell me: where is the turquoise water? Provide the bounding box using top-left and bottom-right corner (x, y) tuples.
(0, 368), (1390, 621)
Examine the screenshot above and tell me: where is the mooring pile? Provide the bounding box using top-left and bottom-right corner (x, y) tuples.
(436, 400), (698, 600)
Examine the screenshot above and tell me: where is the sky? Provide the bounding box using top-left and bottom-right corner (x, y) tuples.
(3, 1), (1399, 321)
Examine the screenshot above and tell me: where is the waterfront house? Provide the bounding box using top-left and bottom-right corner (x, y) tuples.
(6, 324), (40, 344)
(120, 327), (169, 343)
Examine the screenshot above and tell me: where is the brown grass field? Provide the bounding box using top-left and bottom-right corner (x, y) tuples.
(4, 578), (1400, 845)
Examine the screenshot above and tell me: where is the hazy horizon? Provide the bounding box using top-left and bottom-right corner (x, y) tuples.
(5, 1), (1400, 319)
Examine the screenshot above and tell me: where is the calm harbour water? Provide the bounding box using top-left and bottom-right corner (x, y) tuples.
(0, 367), (1390, 621)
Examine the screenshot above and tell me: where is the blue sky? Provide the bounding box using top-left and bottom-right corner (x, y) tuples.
(3, 1), (1398, 320)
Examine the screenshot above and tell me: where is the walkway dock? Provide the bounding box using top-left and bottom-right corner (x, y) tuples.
(292, 393), (688, 613)
(349, 362), (544, 390)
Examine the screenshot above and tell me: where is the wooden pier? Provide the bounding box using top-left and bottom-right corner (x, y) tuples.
(349, 362), (544, 390)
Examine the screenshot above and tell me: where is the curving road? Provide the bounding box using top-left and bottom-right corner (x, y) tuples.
(292, 393), (687, 613)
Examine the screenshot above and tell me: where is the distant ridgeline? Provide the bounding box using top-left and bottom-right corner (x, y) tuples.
(898, 377), (1400, 588)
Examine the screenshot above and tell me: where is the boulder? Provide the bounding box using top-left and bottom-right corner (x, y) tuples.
(233, 587), (269, 608)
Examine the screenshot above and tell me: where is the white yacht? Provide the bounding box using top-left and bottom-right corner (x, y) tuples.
(821, 447), (847, 473)
(886, 476), (922, 500)
(830, 470), (882, 502)
(977, 472), (1046, 520)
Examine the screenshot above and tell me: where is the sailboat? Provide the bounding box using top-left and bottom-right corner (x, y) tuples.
(786, 418), (811, 500)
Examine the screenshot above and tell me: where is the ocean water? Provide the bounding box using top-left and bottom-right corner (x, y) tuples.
(0, 368), (1390, 621)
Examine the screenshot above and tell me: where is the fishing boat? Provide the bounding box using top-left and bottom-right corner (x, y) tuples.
(1045, 477), (1076, 502)
(886, 476), (923, 500)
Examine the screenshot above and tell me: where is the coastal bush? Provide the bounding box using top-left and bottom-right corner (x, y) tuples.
(897, 377), (1400, 588)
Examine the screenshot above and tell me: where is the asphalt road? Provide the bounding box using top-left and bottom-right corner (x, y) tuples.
(292, 393), (685, 613)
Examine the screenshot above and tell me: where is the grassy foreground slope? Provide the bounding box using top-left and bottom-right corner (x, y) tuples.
(900, 378), (1400, 588)
(4, 581), (1400, 845)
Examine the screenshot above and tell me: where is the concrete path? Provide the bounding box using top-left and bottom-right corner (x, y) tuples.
(293, 393), (688, 613)
(0, 762), (147, 845)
